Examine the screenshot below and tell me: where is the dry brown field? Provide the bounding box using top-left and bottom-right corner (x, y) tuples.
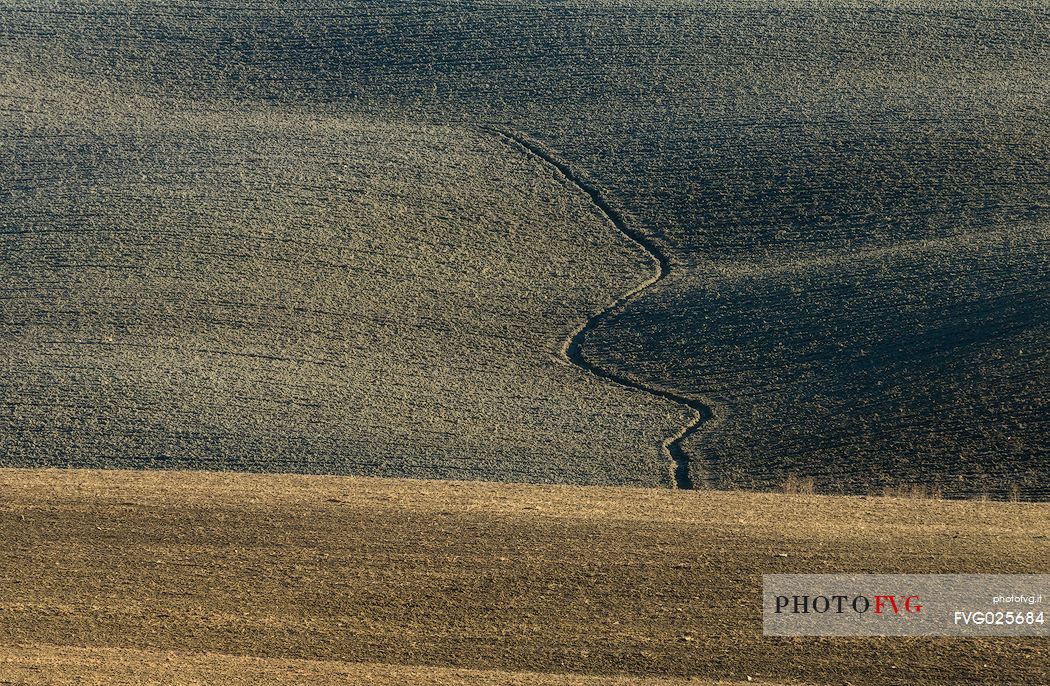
(0, 469), (1045, 685)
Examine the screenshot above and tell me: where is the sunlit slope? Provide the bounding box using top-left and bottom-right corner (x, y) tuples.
(7, 1), (1047, 259)
(1, 469), (1046, 685)
(0, 83), (685, 483)
(0, 648), (767, 686)
(3, 2), (1048, 492)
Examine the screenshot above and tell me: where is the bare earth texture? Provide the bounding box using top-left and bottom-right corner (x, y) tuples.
(0, 646), (758, 686)
(2, 1), (1047, 495)
(0, 75), (684, 485)
(0, 469), (1046, 685)
(589, 226), (1049, 495)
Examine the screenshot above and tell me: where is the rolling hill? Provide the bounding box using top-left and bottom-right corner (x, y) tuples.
(1, 74), (685, 484)
(2, 1), (1047, 492)
(0, 468), (1046, 685)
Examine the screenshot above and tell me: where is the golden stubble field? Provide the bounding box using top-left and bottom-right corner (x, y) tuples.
(0, 469), (1045, 685)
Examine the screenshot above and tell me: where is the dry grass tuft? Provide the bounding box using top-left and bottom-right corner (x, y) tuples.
(881, 483), (943, 500)
(782, 474), (815, 495)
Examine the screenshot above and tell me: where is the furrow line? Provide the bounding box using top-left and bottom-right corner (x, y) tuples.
(482, 125), (712, 489)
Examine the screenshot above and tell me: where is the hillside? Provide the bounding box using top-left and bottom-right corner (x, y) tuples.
(1, 76), (686, 484)
(0, 469), (1046, 685)
(2, 1), (1047, 492)
(0, 646), (766, 686)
